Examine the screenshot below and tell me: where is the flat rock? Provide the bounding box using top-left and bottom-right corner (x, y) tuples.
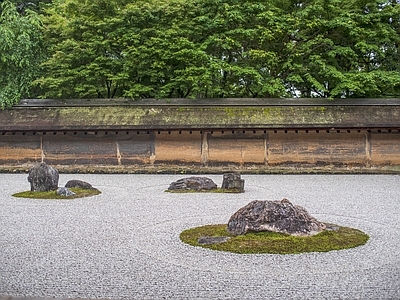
(227, 199), (326, 236)
(198, 236), (231, 245)
(65, 179), (95, 190)
(168, 177), (217, 191)
(325, 223), (340, 231)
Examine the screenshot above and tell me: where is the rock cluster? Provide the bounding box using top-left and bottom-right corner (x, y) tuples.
(227, 198), (326, 236)
(168, 173), (244, 192)
(27, 163), (97, 197)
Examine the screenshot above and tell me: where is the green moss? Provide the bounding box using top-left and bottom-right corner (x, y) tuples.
(224, 107), (240, 118)
(58, 107), (149, 126)
(12, 188), (101, 199)
(165, 188), (244, 193)
(180, 224), (369, 254)
(311, 106), (327, 113)
(3, 105), (349, 128)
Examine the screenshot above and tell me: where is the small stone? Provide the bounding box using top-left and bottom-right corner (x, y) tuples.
(168, 177), (217, 191)
(28, 162), (59, 192)
(325, 224), (340, 231)
(198, 236), (231, 245)
(56, 187), (75, 197)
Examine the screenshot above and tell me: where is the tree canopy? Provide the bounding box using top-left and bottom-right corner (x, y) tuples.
(1, 0), (400, 108)
(0, 0), (45, 108)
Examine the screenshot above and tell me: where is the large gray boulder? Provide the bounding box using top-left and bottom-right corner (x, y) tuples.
(168, 177), (217, 191)
(227, 199), (326, 236)
(27, 162), (59, 192)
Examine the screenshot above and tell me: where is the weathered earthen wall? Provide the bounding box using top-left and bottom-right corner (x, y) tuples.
(1, 99), (399, 173)
(1, 129), (399, 173)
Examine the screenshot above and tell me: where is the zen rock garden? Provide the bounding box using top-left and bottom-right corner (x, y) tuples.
(167, 173), (366, 253)
(196, 199), (328, 246)
(19, 163), (368, 254)
(18, 162), (100, 198)
(181, 197), (369, 253)
(174, 176), (368, 253)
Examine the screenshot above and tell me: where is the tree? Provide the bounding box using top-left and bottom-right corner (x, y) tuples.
(283, 0), (400, 97)
(38, 0), (400, 99)
(0, 0), (45, 109)
(37, 0), (129, 99)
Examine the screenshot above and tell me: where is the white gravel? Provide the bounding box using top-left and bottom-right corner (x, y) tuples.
(0, 174), (399, 300)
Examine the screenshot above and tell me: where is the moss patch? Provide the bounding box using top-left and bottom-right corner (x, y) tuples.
(12, 188), (101, 199)
(180, 224), (369, 254)
(165, 188), (244, 193)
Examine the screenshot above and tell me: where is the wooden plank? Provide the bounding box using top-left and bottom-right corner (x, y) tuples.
(16, 98), (400, 107)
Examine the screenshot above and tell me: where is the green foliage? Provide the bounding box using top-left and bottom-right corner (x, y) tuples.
(37, 0), (128, 98)
(26, 0), (400, 99)
(1, 0), (53, 13)
(284, 0), (400, 97)
(180, 223), (370, 254)
(0, 0), (45, 109)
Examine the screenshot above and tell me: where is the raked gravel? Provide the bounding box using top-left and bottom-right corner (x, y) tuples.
(0, 174), (399, 300)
